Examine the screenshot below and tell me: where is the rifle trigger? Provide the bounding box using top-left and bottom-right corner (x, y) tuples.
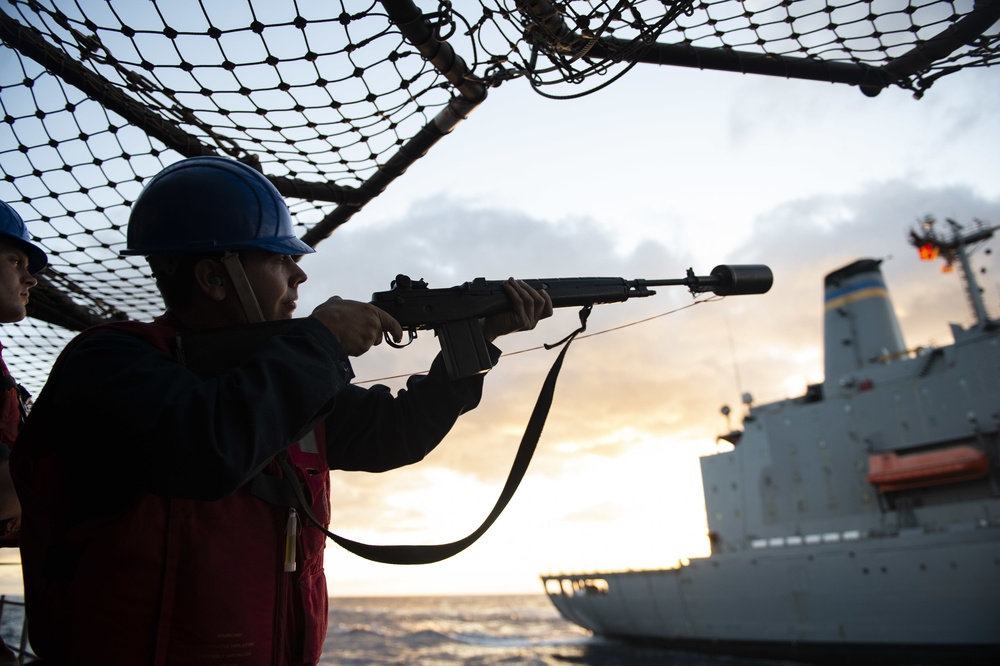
(386, 329), (416, 348)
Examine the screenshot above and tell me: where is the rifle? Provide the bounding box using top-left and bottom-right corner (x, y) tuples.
(371, 264), (773, 380)
(172, 264), (771, 565)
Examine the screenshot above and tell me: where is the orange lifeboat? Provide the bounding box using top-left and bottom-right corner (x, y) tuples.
(867, 445), (991, 492)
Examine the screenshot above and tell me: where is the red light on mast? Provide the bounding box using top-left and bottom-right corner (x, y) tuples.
(918, 243), (939, 261)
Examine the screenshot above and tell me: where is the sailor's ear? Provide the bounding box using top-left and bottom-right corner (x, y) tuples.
(193, 259), (227, 301)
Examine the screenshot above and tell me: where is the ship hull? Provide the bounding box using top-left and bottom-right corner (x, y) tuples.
(543, 526), (1000, 664)
(544, 243), (1000, 664)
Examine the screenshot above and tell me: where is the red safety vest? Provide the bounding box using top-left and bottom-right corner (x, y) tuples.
(15, 318), (332, 665)
(0, 343), (23, 449)
(1, 343), (28, 546)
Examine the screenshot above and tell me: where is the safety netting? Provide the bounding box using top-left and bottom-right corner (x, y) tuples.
(1, 0), (998, 392)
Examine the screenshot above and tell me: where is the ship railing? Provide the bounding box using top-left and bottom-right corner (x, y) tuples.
(872, 346), (930, 365)
(543, 576), (611, 597)
(0, 594), (35, 663)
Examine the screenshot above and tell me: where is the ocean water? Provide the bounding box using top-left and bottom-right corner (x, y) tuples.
(0, 593), (798, 665)
(0, 596), (27, 651)
(321, 594), (795, 666)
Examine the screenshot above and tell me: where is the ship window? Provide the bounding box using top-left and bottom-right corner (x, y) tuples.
(574, 578), (609, 595)
(544, 579), (563, 595)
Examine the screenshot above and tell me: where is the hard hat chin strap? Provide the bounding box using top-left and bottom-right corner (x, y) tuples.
(220, 251), (264, 324)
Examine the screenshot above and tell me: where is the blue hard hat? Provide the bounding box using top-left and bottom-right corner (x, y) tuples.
(0, 200), (48, 274)
(122, 156), (315, 257)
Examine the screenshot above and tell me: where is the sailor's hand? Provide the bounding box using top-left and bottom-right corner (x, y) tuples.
(310, 296), (403, 356)
(481, 278), (553, 343)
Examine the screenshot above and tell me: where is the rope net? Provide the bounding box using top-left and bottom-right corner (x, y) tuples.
(1, 0), (998, 392)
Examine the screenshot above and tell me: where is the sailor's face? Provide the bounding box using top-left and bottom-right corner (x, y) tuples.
(0, 241), (37, 324)
(240, 249), (308, 321)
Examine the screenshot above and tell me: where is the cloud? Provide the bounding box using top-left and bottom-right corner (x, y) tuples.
(300, 197), (693, 295)
(309, 59), (1000, 595)
(301, 200), (715, 439)
(307, 180), (1000, 540)
(716, 180), (1000, 410)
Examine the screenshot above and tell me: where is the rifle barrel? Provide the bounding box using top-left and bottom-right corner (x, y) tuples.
(635, 264), (772, 296)
(372, 264), (772, 329)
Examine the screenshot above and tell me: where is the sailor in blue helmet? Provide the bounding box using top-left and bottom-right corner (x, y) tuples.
(0, 200), (46, 456)
(0, 200), (47, 666)
(12, 156), (552, 666)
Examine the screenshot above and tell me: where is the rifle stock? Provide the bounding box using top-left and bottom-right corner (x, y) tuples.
(371, 265), (772, 379)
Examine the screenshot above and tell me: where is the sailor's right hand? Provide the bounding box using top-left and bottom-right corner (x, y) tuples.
(310, 296), (403, 356)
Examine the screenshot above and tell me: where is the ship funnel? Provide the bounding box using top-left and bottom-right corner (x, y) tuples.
(823, 259), (905, 383)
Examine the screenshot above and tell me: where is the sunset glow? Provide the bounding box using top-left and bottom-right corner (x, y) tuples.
(1, 51), (997, 600)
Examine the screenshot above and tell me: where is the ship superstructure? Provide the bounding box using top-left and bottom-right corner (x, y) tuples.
(542, 218), (1000, 664)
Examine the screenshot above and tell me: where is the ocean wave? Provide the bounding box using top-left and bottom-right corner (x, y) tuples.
(446, 631), (594, 648)
(319, 595), (791, 665)
(329, 622), (394, 638)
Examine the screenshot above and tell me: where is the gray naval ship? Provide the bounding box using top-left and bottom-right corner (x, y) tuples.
(541, 218), (1000, 665)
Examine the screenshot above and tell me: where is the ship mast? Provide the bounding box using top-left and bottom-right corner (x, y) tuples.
(909, 217), (998, 328)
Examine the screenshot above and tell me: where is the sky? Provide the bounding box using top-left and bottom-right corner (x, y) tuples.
(292, 62), (1000, 597)
(1, 37), (999, 598)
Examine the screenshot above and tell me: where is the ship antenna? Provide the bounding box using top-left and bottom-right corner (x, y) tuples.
(725, 315), (746, 412)
(947, 218), (994, 328)
(909, 216), (998, 328)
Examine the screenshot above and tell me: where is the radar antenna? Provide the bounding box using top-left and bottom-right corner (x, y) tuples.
(909, 216), (999, 328)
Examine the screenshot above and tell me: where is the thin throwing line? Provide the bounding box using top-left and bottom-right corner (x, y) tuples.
(355, 296), (722, 385)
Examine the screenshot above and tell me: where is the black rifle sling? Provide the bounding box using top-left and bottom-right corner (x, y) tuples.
(179, 309), (590, 565)
(279, 316), (584, 564)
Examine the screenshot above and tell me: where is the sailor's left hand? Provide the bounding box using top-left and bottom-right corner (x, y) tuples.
(481, 278), (553, 342)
